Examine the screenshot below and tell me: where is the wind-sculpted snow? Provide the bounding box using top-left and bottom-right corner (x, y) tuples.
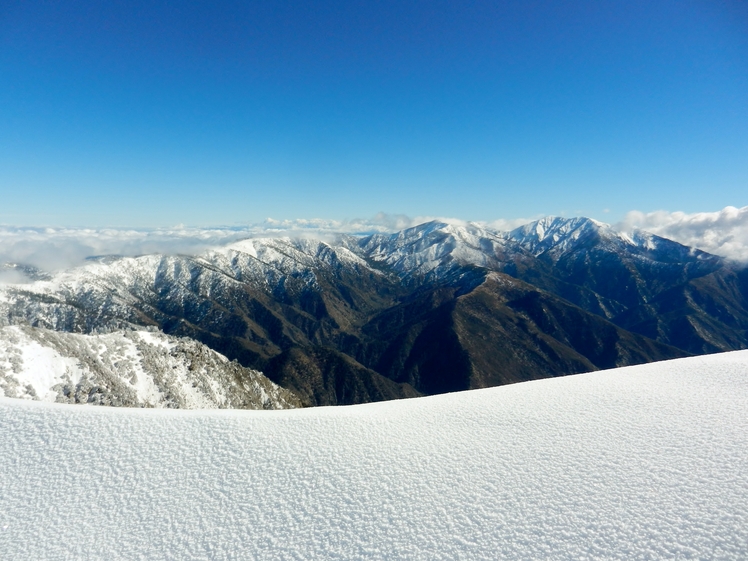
(0, 352), (746, 559)
(0, 325), (300, 409)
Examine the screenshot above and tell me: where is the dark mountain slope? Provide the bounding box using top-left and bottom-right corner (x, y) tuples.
(264, 346), (420, 406)
(353, 273), (686, 394)
(616, 267), (748, 354)
(508, 217), (738, 353)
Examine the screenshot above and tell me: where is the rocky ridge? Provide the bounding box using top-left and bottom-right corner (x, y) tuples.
(0, 325), (301, 409)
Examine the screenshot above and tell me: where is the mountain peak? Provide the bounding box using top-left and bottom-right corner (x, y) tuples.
(508, 216), (607, 256)
(359, 220), (516, 281)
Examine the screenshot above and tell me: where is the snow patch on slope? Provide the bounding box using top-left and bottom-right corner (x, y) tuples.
(507, 215), (718, 264)
(0, 233), (380, 333)
(509, 216), (616, 255)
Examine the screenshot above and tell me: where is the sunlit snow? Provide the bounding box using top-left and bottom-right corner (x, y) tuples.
(1, 352), (746, 559)
(0, 326), (299, 410)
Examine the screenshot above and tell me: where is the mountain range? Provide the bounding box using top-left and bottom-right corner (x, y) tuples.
(2, 216), (747, 406)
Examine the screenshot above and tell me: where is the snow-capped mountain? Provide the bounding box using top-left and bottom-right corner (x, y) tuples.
(0, 235), (379, 334)
(1, 216), (747, 406)
(0, 325), (300, 409)
(357, 216), (723, 289)
(0, 235), (416, 406)
(507, 215), (720, 263)
(510, 216), (631, 256)
(359, 220), (528, 283)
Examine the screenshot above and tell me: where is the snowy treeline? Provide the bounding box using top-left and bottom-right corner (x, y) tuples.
(0, 325), (300, 409)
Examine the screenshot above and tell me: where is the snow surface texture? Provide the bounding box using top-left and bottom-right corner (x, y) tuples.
(0, 325), (300, 409)
(1, 352), (747, 560)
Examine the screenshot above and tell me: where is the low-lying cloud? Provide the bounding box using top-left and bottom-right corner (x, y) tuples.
(2, 207), (746, 278)
(0, 226), (249, 274)
(617, 206), (748, 262)
(0, 216), (442, 274)
(0, 213), (539, 274)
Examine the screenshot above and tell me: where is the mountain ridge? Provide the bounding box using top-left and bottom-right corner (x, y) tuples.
(0, 324), (301, 409)
(1, 215), (746, 406)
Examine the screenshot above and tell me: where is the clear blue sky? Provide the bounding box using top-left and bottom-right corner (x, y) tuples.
(1, 0), (747, 227)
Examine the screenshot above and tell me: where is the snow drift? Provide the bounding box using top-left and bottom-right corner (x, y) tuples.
(1, 351), (747, 559)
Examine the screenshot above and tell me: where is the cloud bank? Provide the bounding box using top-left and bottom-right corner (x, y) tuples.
(0, 215), (442, 275)
(0, 213), (539, 274)
(0, 226), (250, 276)
(2, 207), (746, 279)
(617, 205), (748, 262)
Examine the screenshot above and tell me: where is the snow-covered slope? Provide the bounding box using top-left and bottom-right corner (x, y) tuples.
(358, 216), (720, 283)
(508, 215), (718, 262)
(1, 352), (746, 560)
(359, 220), (527, 282)
(0, 235), (374, 332)
(509, 216), (612, 255)
(0, 325), (300, 409)
(0, 217), (742, 407)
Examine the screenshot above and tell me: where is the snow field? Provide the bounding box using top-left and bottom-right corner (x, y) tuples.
(1, 351), (747, 560)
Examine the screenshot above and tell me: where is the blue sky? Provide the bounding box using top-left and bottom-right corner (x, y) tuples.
(1, 0), (747, 227)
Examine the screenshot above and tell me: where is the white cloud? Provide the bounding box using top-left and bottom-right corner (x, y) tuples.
(616, 205), (748, 262)
(0, 213), (541, 274)
(5, 207), (744, 276)
(0, 217), (417, 273)
(0, 226), (251, 273)
(482, 216), (543, 231)
(0, 268), (33, 285)
(257, 213), (419, 235)
(258, 213), (483, 234)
